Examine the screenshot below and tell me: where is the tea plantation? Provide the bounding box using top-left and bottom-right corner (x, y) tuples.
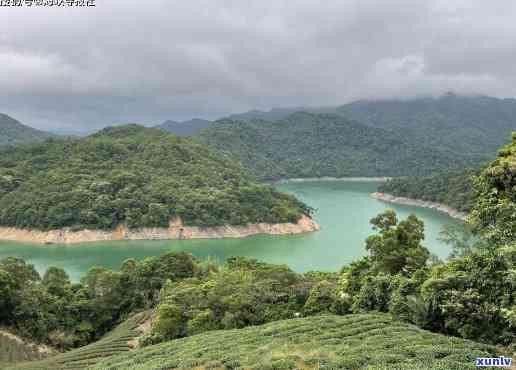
(88, 313), (496, 370)
(9, 312), (150, 370)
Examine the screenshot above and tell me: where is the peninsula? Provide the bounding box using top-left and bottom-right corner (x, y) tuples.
(0, 125), (318, 243)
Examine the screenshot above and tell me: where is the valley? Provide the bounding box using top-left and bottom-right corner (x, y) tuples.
(3, 3), (516, 368)
(0, 95), (514, 370)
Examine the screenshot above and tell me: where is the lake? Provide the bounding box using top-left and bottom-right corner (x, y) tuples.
(0, 181), (460, 281)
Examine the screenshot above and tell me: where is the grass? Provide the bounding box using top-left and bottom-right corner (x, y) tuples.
(86, 313), (498, 370)
(8, 311), (150, 370)
(0, 330), (50, 366)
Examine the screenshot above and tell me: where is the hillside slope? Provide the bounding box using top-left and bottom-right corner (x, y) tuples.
(378, 168), (478, 213)
(156, 118), (211, 136)
(0, 330), (52, 367)
(0, 124), (310, 232)
(8, 312), (150, 370)
(198, 112), (482, 180)
(0, 114), (55, 147)
(213, 95), (515, 179)
(336, 94), (516, 159)
(89, 313), (497, 370)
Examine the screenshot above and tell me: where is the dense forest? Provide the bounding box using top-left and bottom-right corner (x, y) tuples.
(0, 125), (309, 231)
(378, 168), (479, 212)
(0, 114), (55, 147)
(223, 94), (516, 159)
(336, 94), (516, 159)
(201, 94), (516, 180)
(197, 112), (482, 180)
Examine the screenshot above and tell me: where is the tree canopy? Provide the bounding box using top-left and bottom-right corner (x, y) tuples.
(469, 133), (516, 245)
(197, 112), (484, 180)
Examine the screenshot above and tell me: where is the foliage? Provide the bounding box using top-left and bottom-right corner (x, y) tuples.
(0, 124), (309, 231)
(197, 112), (481, 180)
(438, 223), (490, 258)
(142, 256), (340, 345)
(469, 133), (516, 245)
(0, 252), (197, 350)
(8, 312), (150, 370)
(0, 114), (55, 148)
(339, 210), (516, 346)
(378, 168), (478, 212)
(365, 210), (429, 275)
(89, 313), (497, 370)
(421, 245), (516, 345)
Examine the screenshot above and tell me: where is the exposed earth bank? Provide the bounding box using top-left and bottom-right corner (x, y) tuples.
(0, 215), (320, 245)
(371, 192), (467, 221)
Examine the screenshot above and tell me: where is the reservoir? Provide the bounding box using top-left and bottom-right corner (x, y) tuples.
(0, 181), (460, 281)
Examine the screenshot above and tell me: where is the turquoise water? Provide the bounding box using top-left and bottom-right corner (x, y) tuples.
(0, 181), (459, 281)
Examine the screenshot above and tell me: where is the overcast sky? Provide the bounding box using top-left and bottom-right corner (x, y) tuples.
(2, 0), (516, 132)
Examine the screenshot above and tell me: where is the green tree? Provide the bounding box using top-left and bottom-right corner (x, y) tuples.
(0, 257), (40, 289)
(0, 269), (15, 321)
(42, 267), (70, 296)
(365, 210), (429, 274)
(469, 133), (516, 246)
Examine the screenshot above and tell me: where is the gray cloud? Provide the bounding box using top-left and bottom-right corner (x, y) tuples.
(1, 0), (516, 132)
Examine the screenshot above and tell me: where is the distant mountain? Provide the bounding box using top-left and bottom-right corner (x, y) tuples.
(225, 94), (516, 159)
(156, 118), (211, 136)
(197, 112), (482, 180)
(226, 107), (305, 122)
(334, 93), (516, 158)
(0, 114), (55, 147)
(199, 94), (516, 180)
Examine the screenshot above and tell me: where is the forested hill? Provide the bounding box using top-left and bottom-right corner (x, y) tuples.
(378, 168), (479, 212)
(336, 93), (516, 158)
(0, 114), (55, 147)
(225, 107), (303, 122)
(197, 112), (484, 180)
(0, 125), (309, 231)
(212, 94), (516, 179)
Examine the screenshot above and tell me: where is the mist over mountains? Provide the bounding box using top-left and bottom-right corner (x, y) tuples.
(0, 114), (56, 147)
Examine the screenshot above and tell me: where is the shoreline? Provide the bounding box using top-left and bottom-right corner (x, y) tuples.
(0, 215), (320, 245)
(275, 177), (391, 184)
(370, 192), (467, 221)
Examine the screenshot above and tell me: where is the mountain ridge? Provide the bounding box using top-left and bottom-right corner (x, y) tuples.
(0, 114), (56, 147)
(156, 118), (211, 136)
